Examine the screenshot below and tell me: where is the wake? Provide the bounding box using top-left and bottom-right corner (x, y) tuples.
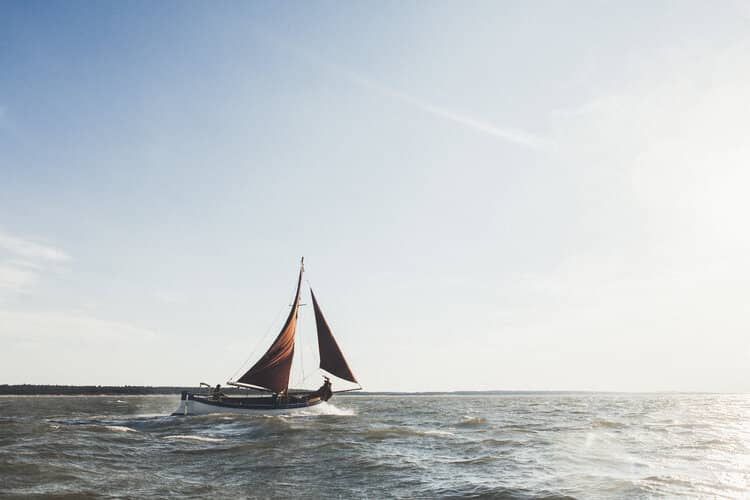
(294, 402), (356, 417)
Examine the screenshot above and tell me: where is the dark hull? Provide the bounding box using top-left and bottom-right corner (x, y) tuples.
(172, 391), (324, 415)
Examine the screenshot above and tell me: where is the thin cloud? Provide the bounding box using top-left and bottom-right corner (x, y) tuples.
(0, 229), (70, 262)
(346, 73), (544, 149)
(0, 229), (69, 298)
(264, 34), (544, 149)
(0, 264), (38, 293)
(1, 311), (158, 344)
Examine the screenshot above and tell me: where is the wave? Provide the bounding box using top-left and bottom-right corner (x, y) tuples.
(280, 402), (356, 417)
(164, 435), (226, 443)
(422, 429), (455, 437)
(446, 455), (497, 465)
(419, 484), (577, 499)
(130, 413), (177, 419)
(362, 426), (456, 440)
(182, 403), (356, 420)
(457, 416), (487, 427)
(103, 425), (137, 433)
(312, 402), (356, 416)
(476, 437), (523, 447)
(49, 421), (140, 434)
(591, 419), (626, 429)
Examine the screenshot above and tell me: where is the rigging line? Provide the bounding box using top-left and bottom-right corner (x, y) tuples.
(229, 302), (288, 382)
(290, 275), (319, 388)
(294, 303), (317, 387)
(293, 309), (319, 388)
(304, 273), (315, 296)
(298, 371), (316, 386)
(296, 338), (322, 386)
(333, 387), (362, 394)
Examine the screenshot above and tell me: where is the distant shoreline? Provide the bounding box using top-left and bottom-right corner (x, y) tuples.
(0, 385), (202, 396)
(0, 385), (727, 396)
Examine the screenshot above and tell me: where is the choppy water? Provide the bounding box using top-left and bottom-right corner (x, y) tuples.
(1, 394), (749, 498)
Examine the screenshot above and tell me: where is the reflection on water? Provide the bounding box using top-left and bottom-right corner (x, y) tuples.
(1, 394), (749, 498)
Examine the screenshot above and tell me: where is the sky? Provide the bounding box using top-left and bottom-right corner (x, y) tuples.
(1, 1), (750, 392)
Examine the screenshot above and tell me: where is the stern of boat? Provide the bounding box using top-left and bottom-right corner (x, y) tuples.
(171, 391), (192, 416)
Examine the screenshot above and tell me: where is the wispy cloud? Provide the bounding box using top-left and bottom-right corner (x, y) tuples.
(1, 311), (157, 344)
(0, 229), (69, 297)
(0, 310), (167, 384)
(344, 72), (544, 149)
(265, 35), (544, 149)
(0, 264), (39, 293)
(0, 230), (70, 262)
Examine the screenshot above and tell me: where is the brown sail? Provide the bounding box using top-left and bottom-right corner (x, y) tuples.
(311, 289), (358, 384)
(237, 262), (303, 393)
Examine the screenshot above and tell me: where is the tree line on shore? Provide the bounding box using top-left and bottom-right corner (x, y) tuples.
(0, 385), (226, 395)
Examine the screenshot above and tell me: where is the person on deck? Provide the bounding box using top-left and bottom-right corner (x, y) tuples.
(211, 384), (224, 400)
(317, 377), (333, 401)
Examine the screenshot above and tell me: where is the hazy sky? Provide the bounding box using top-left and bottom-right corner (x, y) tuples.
(2, 1), (749, 391)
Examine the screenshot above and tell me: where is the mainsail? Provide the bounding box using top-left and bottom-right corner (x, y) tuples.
(236, 261), (304, 393)
(311, 289), (358, 384)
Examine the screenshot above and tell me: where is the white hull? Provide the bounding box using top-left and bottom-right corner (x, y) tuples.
(172, 398), (321, 416)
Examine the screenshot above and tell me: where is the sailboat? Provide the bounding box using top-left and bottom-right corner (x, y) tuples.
(173, 258), (360, 415)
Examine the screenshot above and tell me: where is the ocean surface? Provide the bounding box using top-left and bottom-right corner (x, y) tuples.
(1, 393), (749, 499)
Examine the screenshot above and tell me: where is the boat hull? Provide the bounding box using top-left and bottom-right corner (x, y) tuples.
(172, 392), (324, 416)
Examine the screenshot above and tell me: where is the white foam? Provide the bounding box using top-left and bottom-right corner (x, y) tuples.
(266, 402), (356, 418)
(305, 402), (356, 416)
(164, 435), (226, 443)
(423, 429), (455, 437)
(104, 425), (137, 433)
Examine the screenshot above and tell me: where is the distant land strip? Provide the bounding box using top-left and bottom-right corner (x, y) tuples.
(0, 385), (656, 396)
(0, 385), (206, 396)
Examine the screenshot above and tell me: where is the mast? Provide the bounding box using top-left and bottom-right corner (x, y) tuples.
(311, 289), (358, 384)
(234, 258), (304, 394)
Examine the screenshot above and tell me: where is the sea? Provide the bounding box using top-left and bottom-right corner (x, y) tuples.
(1, 393), (748, 499)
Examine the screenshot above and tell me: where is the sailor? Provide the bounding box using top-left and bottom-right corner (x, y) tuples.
(318, 377), (333, 401)
(212, 384), (224, 400)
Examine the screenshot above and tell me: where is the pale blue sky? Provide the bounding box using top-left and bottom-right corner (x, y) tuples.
(2, 1), (750, 391)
